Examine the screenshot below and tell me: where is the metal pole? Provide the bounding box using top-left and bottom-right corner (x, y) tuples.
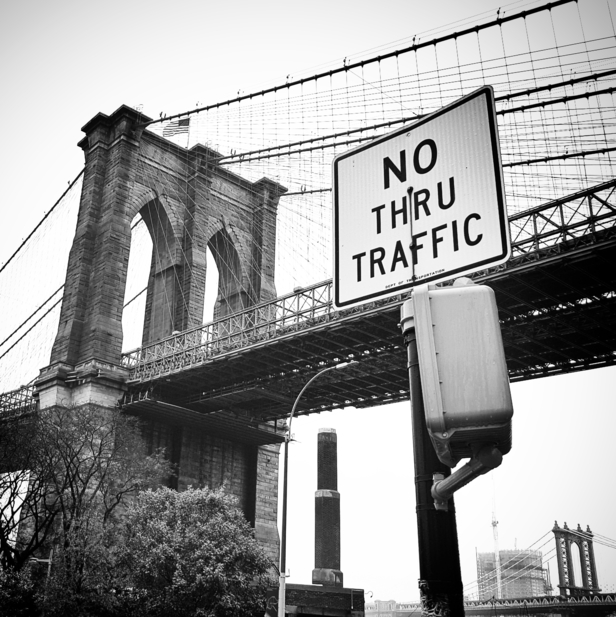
(402, 302), (464, 616)
(278, 438), (289, 617)
(278, 362), (355, 617)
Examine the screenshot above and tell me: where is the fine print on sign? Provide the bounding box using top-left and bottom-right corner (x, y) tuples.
(332, 86), (510, 309)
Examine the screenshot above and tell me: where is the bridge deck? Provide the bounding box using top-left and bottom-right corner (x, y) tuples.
(119, 181), (616, 426)
(385, 594), (616, 617)
(2, 182), (615, 433)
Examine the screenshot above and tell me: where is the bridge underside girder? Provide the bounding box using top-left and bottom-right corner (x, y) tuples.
(462, 593), (616, 617)
(123, 228), (616, 429)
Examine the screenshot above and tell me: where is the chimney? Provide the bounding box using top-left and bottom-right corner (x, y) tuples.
(312, 428), (343, 587)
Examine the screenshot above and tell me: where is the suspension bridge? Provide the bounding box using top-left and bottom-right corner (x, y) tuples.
(1, 0), (615, 418)
(365, 523), (616, 616)
(376, 594), (616, 617)
(0, 0), (615, 576)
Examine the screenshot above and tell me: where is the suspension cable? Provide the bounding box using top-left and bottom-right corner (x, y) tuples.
(138, 0), (576, 129)
(0, 169), (84, 276)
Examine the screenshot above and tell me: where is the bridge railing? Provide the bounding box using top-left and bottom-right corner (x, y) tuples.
(508, 179), (616, 255)
(0, 384), (37, 418)
(121, 281), (405, 381)
(464, 593), (616, 609)
(121, 281), (336, 380)
(122, 180), (616, 382)
(368, 594), (616, 614)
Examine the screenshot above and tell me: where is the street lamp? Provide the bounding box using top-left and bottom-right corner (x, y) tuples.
(278, 361), (355, 617)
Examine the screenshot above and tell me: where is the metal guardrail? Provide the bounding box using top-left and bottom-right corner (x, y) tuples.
(463, 593), (616, 614)
(464, 593), (616, 607)
(1, 181), (614, 405)
(122, 281), (407, 381)
(122, 180), (616, 383)
(121, 280), (333, 374)
(0, 384), (37, 418)
(508, 179), (616, 256)
(368, 594), (616, 614)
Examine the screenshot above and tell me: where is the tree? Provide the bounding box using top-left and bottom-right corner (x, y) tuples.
(120, 486), (274, 617)
(0, 414), (57, 572)
(0, 566), (37, 616)
(0, 404), (169, 615)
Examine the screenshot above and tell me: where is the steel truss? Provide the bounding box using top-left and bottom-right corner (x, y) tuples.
(463, 593), (616, 616)
(122, 180), (616, 386)
(0, 384), (37, 419)
(387, 594), (616, 617)
(2, 181), (615, 420)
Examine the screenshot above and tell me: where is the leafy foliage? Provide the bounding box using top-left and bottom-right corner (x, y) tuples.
(0, 415), (56, 572)
(120, 486), (274, 617)
(0, 566), (37, 616)
(0, 404), (170, 616)
(1, 407), (273, 616)
(0, 405), (168, 570)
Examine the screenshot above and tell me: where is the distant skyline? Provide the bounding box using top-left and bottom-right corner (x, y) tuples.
(1, 0), (615, 602)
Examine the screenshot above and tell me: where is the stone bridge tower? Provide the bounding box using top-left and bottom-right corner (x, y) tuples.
(35, 105), (287, 562)
(553, 521), (600, 596)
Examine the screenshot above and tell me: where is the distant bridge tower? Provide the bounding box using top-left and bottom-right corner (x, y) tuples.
(553, 521), (600, 597)
(34, 105), (287, 562)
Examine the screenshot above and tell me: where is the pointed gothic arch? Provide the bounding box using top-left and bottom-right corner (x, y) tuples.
(208, 225), (247, 319)
(138, 196), (182, 345)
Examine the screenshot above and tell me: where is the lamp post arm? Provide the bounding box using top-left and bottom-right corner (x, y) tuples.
(278, 361), (354, 617)
(287, 365), (339, 441)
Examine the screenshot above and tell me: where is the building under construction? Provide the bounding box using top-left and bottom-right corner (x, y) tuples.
(477, 550), (550, 600)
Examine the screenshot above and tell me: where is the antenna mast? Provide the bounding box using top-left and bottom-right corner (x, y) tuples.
(492, 512), (503, 598)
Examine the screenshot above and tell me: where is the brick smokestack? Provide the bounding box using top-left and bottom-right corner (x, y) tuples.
(312, 428), (343, 587)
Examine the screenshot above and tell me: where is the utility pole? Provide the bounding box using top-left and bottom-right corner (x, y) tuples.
(401, 316), (464, 616)
(400, 279), (513, 616)
(278, 362), (355, 617)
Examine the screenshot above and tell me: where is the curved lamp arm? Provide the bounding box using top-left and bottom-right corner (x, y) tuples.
(286, 362), (353, 442)
(278, 360), (355, 617)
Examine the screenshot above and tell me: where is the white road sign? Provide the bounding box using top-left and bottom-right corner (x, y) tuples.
(333, 86), (510, 309)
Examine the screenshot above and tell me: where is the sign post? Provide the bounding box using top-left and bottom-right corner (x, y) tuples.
(333, 87), (510, 616)
(333, 86), (509, 309)
(402, 317), (464, 616)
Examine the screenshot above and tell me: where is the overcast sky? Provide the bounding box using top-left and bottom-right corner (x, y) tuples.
(1, 0), (615, 602)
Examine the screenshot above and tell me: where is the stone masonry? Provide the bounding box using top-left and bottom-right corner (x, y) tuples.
(35, 105), (287, 562)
